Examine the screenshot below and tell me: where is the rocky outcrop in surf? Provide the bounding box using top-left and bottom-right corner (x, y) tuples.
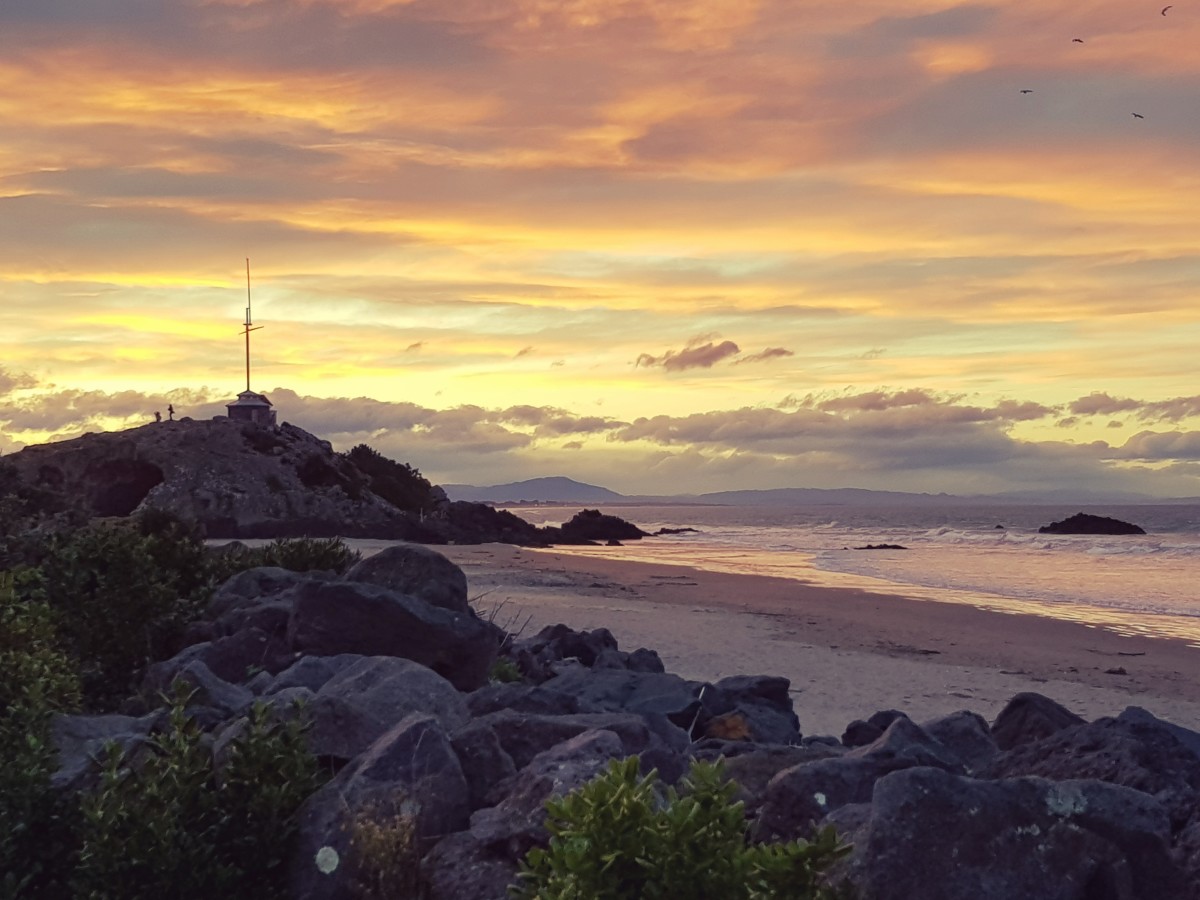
(1038, 512), (1147, 535)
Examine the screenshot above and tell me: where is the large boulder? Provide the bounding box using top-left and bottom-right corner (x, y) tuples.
(207, 566), (321, 618)
(470, 708), (690, 788)
(466, 682), (594, 718)
(834, 767), (1186, 899)
(920, 709), (998, 773)
(990, 692), (1086, 751)
(535, 667), (707, 733)
(305, 656), (470, 765)
(703, 675), (801, 745)
(346, 544), (470, 615)
(143, 625), (293, 694)
(50, 711), (162, 791)
(421, 729), (628, 900)
(287, 580), (501, 691)
(509, 624), (620, 682)
(754, 716), (965, 842)
(265, 654), (368, 696)
(291, 714), (471, 900)
(450, 722), (518, 811)
(164, 659), (255, 719)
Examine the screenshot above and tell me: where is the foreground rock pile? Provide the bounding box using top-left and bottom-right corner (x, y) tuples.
(51, 544), (1200, 899)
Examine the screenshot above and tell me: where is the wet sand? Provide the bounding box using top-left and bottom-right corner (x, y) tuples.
(436, 543), (1200, 737)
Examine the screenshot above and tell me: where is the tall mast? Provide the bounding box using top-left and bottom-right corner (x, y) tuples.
(241, 257), (263, 392)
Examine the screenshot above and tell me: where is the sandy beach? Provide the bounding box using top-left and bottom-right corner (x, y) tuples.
(436, 543), (1200, 737)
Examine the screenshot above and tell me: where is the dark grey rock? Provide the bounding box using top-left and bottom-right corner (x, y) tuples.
(510, 623), (620, 683)
(465, 682), (594, 718)
(266, 653), (367, 696)
(287, 579), (501, 691)
(1117, 706), (1200, 762)
(291, 714), (470, 900)
(841, 719), (882, 747)
(472, 708), (689, 790)
(168, 659), (255, 718)
(991, 692), (1087, 751)
(835, 767), (1186, 899)
(981, 714), (1200, 837)
(346, 543), (470, 615)
(754, 717), (964, 842)
(50, 711), (160, 791)
(306, 656), (469, 765)
(920, 709), (998, 773)
(536, 667), (706, 732)
(208, 566), (316, 618)
(421, 730), (627, 900)
(451, 721), (517, 812)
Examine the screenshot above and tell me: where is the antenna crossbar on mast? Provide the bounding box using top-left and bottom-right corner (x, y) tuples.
(241, 257), (264, 393)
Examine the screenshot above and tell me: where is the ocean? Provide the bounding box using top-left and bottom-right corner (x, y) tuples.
(503, 503), (1200, 648)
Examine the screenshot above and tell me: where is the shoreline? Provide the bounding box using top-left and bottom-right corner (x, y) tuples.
(435, 543), (1200, 737)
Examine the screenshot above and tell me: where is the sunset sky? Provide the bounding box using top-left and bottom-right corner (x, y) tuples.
(3, 0), (1200, 497)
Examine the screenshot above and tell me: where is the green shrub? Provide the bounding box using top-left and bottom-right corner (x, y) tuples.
(26, 521), (204, 707)
(209, 536), (361, 580)
(513, 756), (852, 900)
(72, 685), (324, 900)
(488, 656), (524, 684)
(344, 444), (438, 514)
(0, 572), (81, 899)
(259, 536), (362, 573)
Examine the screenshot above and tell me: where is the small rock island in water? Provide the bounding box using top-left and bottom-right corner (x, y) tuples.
(1038, 512), (1146, 535)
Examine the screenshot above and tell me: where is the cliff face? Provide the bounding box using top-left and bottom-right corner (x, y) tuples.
(6, 417), (443, 539)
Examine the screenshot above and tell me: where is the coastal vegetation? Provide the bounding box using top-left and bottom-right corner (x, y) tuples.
(514, 756), (852, 900)
(344, 443), (439, 514)
(0, 503), (340, 899)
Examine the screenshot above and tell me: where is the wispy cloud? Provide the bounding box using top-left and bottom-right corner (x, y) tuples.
(636, 339), (741, 371)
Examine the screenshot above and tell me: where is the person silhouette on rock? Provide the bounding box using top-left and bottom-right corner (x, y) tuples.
(168, 404), (175, 421)
(155, 411), (162, 423)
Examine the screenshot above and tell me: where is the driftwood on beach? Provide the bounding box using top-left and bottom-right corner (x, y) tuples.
(48, 542), (1200, 899)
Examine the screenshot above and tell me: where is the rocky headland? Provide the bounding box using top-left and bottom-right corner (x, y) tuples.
(49, 542), (1200, 899)
(3, 417), (646, 546)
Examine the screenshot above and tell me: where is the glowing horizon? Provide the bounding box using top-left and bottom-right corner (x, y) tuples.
(3, 0), (1200, 497)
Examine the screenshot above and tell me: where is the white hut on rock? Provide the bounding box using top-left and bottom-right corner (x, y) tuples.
(226, 390), (276, 426)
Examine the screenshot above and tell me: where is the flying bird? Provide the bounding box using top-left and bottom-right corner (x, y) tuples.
(1020, 89), (1034, 94)
(1072, 37), (1084, 42)
(1132, 112), (1145, 118)
(1162, 5), (1172, 14)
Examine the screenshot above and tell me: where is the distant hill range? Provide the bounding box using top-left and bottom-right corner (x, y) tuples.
(442, 477), (625, 504)
(445, 479), (1198, 507)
